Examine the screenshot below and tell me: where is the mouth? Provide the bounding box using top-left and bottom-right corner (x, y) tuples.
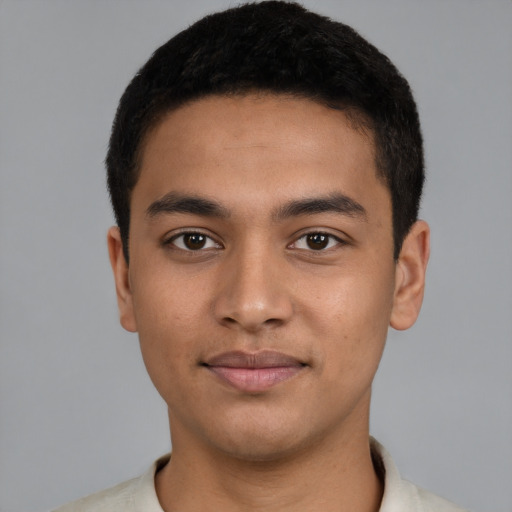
(202, 350), (307, 393)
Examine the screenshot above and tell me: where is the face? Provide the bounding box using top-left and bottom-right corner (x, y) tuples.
(109, 94), (428, 461)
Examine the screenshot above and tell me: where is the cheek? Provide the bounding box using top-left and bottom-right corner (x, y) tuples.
(302, 264), (395, 374)
(130, 272), (210, 387)
(132, 263), (211, 330)
(305, 268), (394, 333)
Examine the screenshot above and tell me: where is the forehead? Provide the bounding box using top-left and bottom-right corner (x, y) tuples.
(133, 94), (387, 218)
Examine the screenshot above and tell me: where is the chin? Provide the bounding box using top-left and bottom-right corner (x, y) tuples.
(217, 436), (307, 463)
(204, 414), (326, 464)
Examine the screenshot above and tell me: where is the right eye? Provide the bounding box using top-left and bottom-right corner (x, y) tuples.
(168, 232), (221, 251)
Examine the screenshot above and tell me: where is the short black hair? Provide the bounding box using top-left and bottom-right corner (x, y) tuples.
(107, 0), (424, 260)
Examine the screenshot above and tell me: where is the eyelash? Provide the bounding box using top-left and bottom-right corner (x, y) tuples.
(165, 231), (222, 251)
(289, 232), (345, 251)
(164, 230), (345, 253)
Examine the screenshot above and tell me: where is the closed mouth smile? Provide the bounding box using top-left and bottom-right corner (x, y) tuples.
(202, 350), (306, 393)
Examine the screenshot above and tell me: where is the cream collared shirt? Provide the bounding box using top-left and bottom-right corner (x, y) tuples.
(53, 439), (468, 512)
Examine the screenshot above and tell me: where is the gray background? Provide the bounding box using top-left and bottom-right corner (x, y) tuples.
(1, 1), (511, 511)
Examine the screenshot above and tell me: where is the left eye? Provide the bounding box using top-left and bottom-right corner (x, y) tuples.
(169, 232), (220, 251)
(291, 232), (343, 251)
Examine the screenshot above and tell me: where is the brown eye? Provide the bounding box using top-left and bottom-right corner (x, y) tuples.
(183, 233), (207, 250)
(306, 233), (329, 250)
(169, 232), (220, 251)
(290, 232), (343, 252)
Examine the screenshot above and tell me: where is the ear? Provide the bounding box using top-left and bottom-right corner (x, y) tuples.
(107, 226), (137, 333)
(390, 220), (430, 331)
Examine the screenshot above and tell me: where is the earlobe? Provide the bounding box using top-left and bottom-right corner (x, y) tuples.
(107, 227), (138, 333)
(390, 220), (430, 331)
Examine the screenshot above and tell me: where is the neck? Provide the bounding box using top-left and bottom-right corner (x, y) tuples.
(156, 413), (383, 512)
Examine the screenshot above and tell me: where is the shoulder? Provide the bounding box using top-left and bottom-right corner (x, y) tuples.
(52, 477), (139, 512)
(400, 479), (469, 512)
(52, 455), (169, 512)
(371, 438), (469, 512)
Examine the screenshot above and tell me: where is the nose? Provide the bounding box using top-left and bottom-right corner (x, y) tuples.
(213, 243), (294, 332)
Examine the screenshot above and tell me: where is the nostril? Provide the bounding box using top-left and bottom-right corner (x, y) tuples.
(263, 317), (283, 327)
(220, 315), (284, 332)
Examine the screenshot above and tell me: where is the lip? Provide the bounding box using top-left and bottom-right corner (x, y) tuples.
(202, 350), (306, 393)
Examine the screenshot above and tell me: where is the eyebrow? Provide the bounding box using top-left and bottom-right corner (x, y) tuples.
(146, 191), (366, 222)
(146, 192), (230, 219)
(273, 193), (367, 221)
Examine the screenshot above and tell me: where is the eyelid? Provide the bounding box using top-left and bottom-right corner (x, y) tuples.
(288, 230), (347, 251)
(163, 229), (223, 251)
(162, 228), (348, 252)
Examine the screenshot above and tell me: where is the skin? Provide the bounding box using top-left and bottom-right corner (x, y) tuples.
(108, 94), (430, 512)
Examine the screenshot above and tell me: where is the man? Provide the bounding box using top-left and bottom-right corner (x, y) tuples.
(55, 2), (466, 511)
